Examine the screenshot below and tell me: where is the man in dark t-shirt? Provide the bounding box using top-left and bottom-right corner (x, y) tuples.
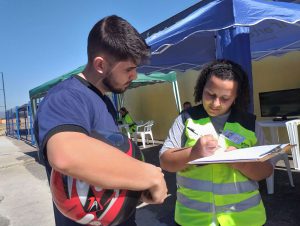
(34, 15), (168, 226)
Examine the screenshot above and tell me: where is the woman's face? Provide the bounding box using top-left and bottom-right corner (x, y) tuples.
(202, 75), (238, 117)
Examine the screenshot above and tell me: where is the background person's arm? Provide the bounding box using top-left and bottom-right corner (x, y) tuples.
(47, 131), (167, 204)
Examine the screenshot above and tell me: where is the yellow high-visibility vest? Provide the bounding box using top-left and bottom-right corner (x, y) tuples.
(122, 114), (136, 133)
(175, 105), (266, 226)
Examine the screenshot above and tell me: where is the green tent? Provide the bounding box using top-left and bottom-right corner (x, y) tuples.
(29, 66), (181, 116)
(29, 65), (176, 100)
(29, 66), (85, 100)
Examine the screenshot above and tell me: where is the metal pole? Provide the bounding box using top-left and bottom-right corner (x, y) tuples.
(1, 72), (7, 114)
(172, 80), (182, 113)
(1, 72), (7, 134)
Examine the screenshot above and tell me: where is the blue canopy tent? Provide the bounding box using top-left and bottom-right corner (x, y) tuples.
(139, 0), (300, 112)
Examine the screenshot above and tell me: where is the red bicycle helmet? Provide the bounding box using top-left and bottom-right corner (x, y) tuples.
(50, 132), (144, 226)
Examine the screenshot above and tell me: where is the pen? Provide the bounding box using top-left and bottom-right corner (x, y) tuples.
(187, 127), (200, 136)
(187, 126), (223, 150)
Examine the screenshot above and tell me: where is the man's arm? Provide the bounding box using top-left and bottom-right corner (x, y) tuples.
(47, 131), (167, 204)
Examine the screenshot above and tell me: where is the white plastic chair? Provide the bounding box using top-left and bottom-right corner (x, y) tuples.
(266, 153), (294, 194)
(285, 119), (300, 170)
(135, 120), (144, 126)
(133, 120), (154, 148)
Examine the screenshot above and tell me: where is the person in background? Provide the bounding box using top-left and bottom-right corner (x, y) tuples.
(34, 15), (168, 226)
(160, 59), (273, 226)
(181, 101), (192, 113)
(119, 107), (137, 133)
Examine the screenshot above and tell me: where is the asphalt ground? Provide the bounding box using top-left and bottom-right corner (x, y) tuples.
(0, 136), (299, 226)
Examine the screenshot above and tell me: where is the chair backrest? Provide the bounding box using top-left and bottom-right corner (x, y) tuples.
(144, 121), (154, 133)
(285, 119), (300, 146)
(285, 119), (300, 169)
(136, 120), (144, 125)
(135, 120), (153, 133)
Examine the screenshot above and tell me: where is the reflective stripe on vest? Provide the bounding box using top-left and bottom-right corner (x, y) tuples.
(177, 174), (258, 195)
(177, 192), (261, 213)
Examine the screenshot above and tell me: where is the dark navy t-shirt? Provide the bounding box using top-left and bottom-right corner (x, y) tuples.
(34, 75), (136, 226)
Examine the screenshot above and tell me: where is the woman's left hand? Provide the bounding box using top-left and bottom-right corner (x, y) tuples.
(226, 146), (273, 180)
(226, 146), (246, 171)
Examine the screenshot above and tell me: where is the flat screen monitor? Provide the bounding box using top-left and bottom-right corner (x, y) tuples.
(259, 88), (300, 121)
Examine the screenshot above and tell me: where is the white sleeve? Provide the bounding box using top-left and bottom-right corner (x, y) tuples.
(159, 115), (186, 157)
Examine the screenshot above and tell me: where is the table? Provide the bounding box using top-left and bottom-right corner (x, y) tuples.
(257, 120), (287, 144)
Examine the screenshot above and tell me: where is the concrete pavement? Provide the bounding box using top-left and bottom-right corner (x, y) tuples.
(0, 136), (36, 169)
(0, 136), (55, 226)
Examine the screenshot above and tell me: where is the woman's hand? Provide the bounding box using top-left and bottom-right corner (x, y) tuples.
(189, 135), (219, 161)
(226, 146), (273, 181)
(225, 146), (246, 170)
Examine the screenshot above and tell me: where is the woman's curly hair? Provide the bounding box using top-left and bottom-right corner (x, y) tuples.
(194, 59), (250, 111)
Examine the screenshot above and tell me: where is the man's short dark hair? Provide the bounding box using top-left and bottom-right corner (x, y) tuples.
(87, 15), (150, 64)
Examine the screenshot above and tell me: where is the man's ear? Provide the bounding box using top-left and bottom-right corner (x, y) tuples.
(93, 56), (105, 74)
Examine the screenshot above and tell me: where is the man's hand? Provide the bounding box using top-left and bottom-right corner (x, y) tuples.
(140, 167), (168, 204)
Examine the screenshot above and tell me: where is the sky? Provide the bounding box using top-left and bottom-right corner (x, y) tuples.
(0, 0), (200, 110)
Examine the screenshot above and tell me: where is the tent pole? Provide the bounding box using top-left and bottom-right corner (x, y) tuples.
(172, 80), (182, 113)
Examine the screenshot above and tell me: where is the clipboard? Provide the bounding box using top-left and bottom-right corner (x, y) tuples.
(188, 144), (294, 165)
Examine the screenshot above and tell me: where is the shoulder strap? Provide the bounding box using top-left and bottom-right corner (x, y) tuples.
(228, 107), (256, 132)
(181, 104), (208, 123)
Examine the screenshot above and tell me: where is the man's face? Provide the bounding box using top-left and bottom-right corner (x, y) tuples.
(102, 60), (138, 93)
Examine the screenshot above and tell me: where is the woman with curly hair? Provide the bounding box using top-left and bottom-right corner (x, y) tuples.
(160, 59), (272, 226)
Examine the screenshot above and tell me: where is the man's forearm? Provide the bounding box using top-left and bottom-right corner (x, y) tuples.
(47, 132), (162, 191)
